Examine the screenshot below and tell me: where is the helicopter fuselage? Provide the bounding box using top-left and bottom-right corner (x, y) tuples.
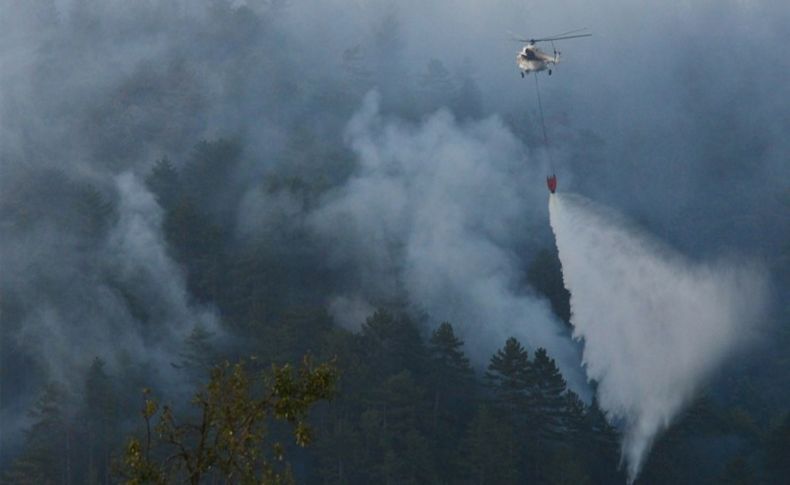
(516, 45), (558, 74)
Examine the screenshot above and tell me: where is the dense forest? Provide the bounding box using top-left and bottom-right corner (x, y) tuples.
(1, 1), (789, 484)
(2, 140), (788, 483)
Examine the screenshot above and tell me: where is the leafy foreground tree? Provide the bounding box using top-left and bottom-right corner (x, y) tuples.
(120, 357), (337, 485)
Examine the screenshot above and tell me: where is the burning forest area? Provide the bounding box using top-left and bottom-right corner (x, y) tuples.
(1, 1), (789, 483)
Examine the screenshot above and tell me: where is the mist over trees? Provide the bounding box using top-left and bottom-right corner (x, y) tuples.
(1, 0), (789, 484)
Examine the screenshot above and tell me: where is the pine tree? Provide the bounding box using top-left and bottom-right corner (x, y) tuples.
(314, 416), (363, 484)
(427, 322), (474, 481)
(368, 371), (435, 484)
(580, 394), (622, 484)
(530, 347), (568, 444)
(765, 412), (790, 484)
(485, 337), (532, 419)
(484, 337), (533, 480)
(719, 456), (755, 485)
(358, 408), (387, 483)
(428, 322), (474, 421)
(82, 358), (117, 485)
(584, 395), (617, 442)
(371, 11), (404, 93)
(543, 446), (591, 485)
(144, 157), (180, 210)
(461, 405), (520, 485)
(3, 383), (72, 485)
(526, 249), (571, 325)
(162, 197), (223, 302)
(360, 310), (427, 379)
(176, 325), (218, 385)
(429, 322), (472, 378)
(75, 184), (115, 241)
(180, 139), (243, 207)
(563, 390), (587, 443)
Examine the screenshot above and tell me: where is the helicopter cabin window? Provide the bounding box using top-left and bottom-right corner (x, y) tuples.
(524, 50), (538, 60)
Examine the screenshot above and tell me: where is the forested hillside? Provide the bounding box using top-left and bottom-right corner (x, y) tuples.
(3, 139), (788, 483)
(1, 1), (789, 484)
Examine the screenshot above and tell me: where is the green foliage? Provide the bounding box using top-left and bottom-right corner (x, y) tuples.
(544, 446), (591, 485)
(75, 184), (116, 240)
(181, 139), (243, 200)
(162, 196), (223, 302)
(2, 1), (787, 482)
(461, 405), (520, 485)
(429, 322), (473, 378)
(766, 412), (790, 483)
(82, 358), (118, 484)
(427, 322), (475, 479)
(145, 157), (180, 209)
(360, 310), (427, 378)
(120, 357), (337, 484)
(527, 248), (571, 324)
(371, 371), (435, 484)
(485, 337), (532, 418)
(718, 456), (755, 485)
(579, 395), (623, 484)
(428, 321), (475, 420)
(177, 324), (219, 383)
(530, 347), (569, 443)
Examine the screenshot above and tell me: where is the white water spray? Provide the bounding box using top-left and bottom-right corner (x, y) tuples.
(548, 193), (766, 483)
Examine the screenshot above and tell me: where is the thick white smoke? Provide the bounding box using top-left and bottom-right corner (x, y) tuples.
(549, 193), (767, 482)
(309, 91), (587, 388)
(10, 173), (218, 388)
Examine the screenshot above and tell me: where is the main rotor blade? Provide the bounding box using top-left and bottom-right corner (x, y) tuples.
(548, 28), (589, 38)
(506, 30), (530, 43)
(531, 33), (592, 43)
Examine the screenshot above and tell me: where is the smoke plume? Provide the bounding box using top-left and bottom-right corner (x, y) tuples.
(1, 0), (786, 470)
(549, 193), (767, 481)
(0, 170), (218, 439)
(308, 91), (587, 388)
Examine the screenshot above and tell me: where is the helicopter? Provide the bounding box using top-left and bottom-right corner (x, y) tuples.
(511, 29), (591, 77)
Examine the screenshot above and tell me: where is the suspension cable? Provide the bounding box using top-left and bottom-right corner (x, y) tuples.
(533, 73), (555, 172)
(534, 73), (548, 145)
